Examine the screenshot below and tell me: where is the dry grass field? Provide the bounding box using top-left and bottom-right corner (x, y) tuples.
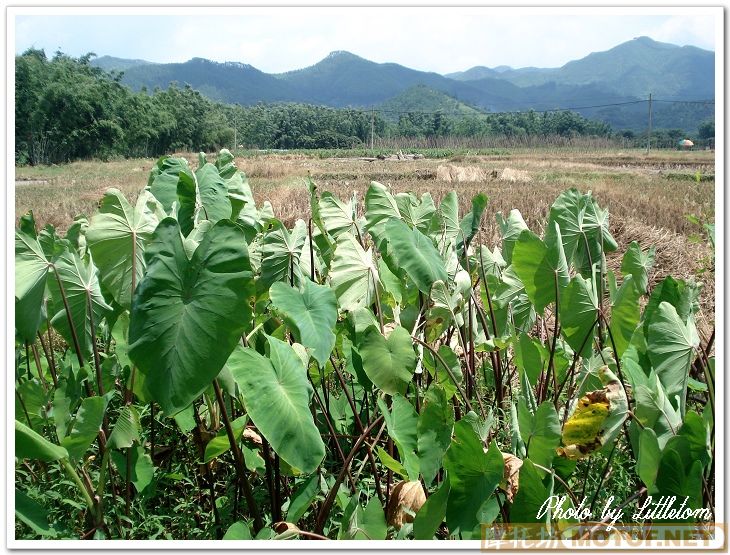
(15, 147), (715, 333)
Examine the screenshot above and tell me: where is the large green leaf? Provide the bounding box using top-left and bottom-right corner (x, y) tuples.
(621, 241), (655, 295)
(203, 416), (247, 463)
(496, 209), (528, 265)
(228, 337), (325, 474)
(559, 275), (598, 358)
(286, 474), (322, 523)
(647, 302), (696, 414)
(15, 489), (58, 538)
(223, 521), (252, 540)
(435, 191), (460, 248)
(518, 399), (561, 469)
(61, 396), (107, 463)
(379, 395), (419, 481)
(128, 218), (254, 416)
(546, 188), (618, 276)
(490, 265), (524, 309)
(609, 275), (641, 358)
(87, 188), (162, 309)
(511, 226), (569, 314)
(319, 191), (359, 240)
(341, 496), (387, 540)
(15, 224), (50, 341)
(637, 427), (661, 490)
(396, 192), (436, 234)
(177, 161), (233, 236)
(477, 244), (506, 278)
(48, 248), (112, 359)
(655, 446), (703, 512)
(111, 443), (154, 494)
(633, 371), (682, 448)
(107, 405), (141, 450)
(65, 214), (89, 257)
(458, 193), (488, 251)
(378, 257), (406, 305)
(329, 233), (380, 312)
(364, 181), (400, 246)
(357, 325), (416, 395)
(642, 276), (699, 336)
(147, 155), (193, 211)
(384, 219), (448, 294)
(443, 425), (503, 537)
(214, 148), (248, 220)
(510, 459), (551, 524)
(259, 219), (307, 291)
(417, 386), (454, 486)
(678, 411), (711, 467)
(413, 477), (450, 539)
(233, 178), (262, 233)
(513, 333), (547, 386)
(377, 447), (409, 480)
(270, 280), (337, 367)
(15, 420), (68, 462)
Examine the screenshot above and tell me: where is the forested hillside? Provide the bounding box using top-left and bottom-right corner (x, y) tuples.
(16, 50), (627, 164)
(101, 37), (714, 132)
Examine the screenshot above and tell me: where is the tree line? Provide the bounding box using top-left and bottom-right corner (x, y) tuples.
(14, 50), (695, 165)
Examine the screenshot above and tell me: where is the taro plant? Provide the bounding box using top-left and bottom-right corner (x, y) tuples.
(14, 149), (715, 541)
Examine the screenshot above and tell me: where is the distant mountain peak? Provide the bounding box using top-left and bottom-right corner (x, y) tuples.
(222, 61), (256, 71)
(91, 35), (713, 132)
(325, 50), (362, 61)
(622, 36), (682, 51)
(90, 55), (155, 72)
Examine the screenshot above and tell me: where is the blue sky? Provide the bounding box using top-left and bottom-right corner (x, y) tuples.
(13, 9), (717, 74)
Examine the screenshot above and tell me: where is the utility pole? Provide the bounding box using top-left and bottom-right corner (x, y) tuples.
(370, 109), (375, 151)
(646, 93), (653, 153)
(233, 104), (238, 152)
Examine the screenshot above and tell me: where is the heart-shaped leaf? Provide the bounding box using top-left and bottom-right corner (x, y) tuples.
(329, 233), (380, 313)
(228, 337), (325, 474)
(357, 325), (416, 395)
(648, 301), (697, 414)
(129, 218), (254, 416)
(87, 188), (163, 309)
(384, 219), (447, 294)
(259, 219), (307, 291)
(15, 222), (51, 341)
(443, 425), (503, 537)
(269, 280), (337, 367)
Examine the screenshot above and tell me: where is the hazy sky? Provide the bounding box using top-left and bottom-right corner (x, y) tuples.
(13, 8), (717, 74)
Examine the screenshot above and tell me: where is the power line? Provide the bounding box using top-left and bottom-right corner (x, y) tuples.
(651, 99), (715, 105)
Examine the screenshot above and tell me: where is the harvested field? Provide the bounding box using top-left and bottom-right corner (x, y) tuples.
(15, 147), (715, 333)
(436, 164), (489, 182)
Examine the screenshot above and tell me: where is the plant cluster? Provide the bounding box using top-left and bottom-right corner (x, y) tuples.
(15, 150), (714, 541)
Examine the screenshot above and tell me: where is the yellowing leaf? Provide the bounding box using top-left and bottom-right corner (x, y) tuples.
(500, 452), (523, 503)
(557, 367), (628, 459)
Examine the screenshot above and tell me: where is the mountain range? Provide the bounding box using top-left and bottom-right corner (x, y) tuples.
(92, 36), (714, 131)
